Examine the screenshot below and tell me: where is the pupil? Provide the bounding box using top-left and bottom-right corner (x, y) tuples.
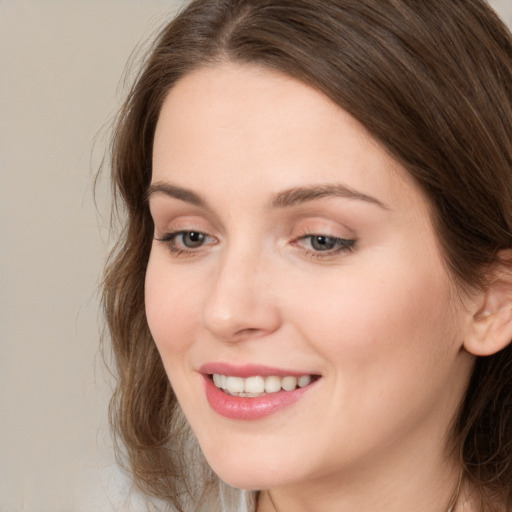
(184, 232), (205, 247)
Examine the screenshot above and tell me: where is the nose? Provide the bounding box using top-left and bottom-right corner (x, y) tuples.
(202, 248), (281, 341)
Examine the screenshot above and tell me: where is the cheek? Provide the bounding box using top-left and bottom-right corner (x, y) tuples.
(288, 255), (459, 389)
(144, 250), (202, 359)
(279, 258), (466, 460)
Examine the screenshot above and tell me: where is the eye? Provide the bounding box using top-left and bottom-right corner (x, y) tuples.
(178, 231), (207, 248)
(308, 235), (342, 251)
(155, 230), (217, 255)
(295, 234), (356, 257)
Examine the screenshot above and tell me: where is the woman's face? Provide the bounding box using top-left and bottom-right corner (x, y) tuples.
(146, 63), (475, 492)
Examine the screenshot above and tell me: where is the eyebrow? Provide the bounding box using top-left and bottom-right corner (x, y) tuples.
(146, 182), (207, 208)
(146, 181), (388, 210)
(270, 183), (389, 210)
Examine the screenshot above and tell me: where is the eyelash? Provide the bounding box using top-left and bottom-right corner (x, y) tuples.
(294, 234), (357, 259)
(154, 230), (357, 259)
(155, 231), (217, 257)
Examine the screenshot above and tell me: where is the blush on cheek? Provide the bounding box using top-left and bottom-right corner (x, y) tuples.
(145, 266), (203, 358)
(302, 263), (455, 371)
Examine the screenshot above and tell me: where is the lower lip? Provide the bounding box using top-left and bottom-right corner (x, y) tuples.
(203, 375), (318, 420)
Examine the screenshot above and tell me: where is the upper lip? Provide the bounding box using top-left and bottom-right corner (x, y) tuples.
(199, 362), (319, 378)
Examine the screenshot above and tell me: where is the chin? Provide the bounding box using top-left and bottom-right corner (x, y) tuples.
(205, 453), (297, 491)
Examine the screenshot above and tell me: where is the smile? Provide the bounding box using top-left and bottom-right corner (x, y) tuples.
(200, 365), (321, 420)
(212, 374), (314, 396)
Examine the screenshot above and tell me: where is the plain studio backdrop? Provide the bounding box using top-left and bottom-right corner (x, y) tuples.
(0, 1), (511, 511)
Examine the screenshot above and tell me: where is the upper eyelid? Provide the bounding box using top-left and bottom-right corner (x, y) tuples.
(294, 234), (356, 246)
(156, 229), (216, 241)
(149, 207), (224, 238)
(152, 206), (357, 243)
(152, 212), (217, 233)
(291, 221), (356, 239)
(155, 231), (218, 254)
(148, 193), (362, 240)
(294, 234), (357, 255)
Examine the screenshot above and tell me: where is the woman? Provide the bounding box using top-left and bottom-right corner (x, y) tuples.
(103, 0), (512, 510)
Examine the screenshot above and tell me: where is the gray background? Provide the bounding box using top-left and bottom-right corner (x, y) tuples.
(1, 1), (511, 510)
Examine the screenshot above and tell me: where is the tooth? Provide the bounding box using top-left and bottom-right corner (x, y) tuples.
(281, 376), (298, 391)
(212, 373), (314, 393)
(244, 376), (265, 394)
(226, 376), (244, 393)
(298, 375), (312, 388)
(265, 376), (281, 393)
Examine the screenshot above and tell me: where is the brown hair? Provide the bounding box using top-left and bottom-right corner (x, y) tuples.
(102, 0), (512, 510)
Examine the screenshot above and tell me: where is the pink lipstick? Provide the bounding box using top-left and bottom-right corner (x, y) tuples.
(200, 363), (320, 420)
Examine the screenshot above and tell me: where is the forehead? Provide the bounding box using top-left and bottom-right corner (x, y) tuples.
(152, 63), (421, 213)
(153, 62), (374, 162)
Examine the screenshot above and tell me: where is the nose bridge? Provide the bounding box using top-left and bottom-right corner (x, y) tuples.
(202, 238), (280, 340)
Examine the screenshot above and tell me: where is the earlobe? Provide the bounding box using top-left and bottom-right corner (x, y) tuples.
(464, 251), (512, 357)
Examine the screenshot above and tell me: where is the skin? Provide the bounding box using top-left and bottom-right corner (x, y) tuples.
(145, 63), (479, 512)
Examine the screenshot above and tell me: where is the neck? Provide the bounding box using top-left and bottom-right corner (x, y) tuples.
(256, 431), (465, 512)
(257, 469), (462, 512)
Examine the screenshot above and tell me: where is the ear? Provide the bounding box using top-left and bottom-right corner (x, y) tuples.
(464, 250), (512, 357)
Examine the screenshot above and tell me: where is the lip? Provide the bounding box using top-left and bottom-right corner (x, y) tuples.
(199, 362), (315, 378)
(200, 363), (321, 420)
